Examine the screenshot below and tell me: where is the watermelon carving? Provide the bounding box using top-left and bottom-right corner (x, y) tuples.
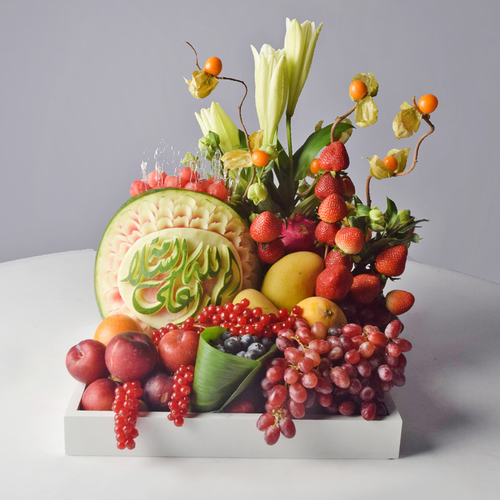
(95, 188), (260, 329)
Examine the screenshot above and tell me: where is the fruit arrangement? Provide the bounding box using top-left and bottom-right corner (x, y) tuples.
(67, 18), (438, 451)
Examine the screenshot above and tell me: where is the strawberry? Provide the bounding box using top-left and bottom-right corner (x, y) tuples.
(375, 245), (408, 276)
(335, 227), (365, 255)
(257, 239), (285, 264)
(318, 194), (348, 223)
(315, 264), (353, 301)
(250, 212), (282, 243)
(325, 249), (353, 270)
(318, 141), (350, 172)
(386, 290), (415, 315)
(314, 221), (340, 245)
(314, 172), (345, 200)
(350, 274), (381, 305)
(341, 175), (356, 200)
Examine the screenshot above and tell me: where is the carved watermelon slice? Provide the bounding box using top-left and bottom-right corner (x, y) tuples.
(95, 188), (260, 329)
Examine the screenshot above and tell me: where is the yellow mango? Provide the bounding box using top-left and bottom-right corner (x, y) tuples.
(232, 288), (279, 315)
(260, 251), (325, 311)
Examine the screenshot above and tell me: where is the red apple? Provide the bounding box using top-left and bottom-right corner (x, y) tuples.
(143, 372), (175, 411)
(158, 329), (199, 373)
(81, 378), (118, 411)
(105, 332), (157, 382)
(66, 339), (109, 384)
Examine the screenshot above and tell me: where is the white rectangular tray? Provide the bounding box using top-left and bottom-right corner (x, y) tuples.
(65, 382), (402, 458)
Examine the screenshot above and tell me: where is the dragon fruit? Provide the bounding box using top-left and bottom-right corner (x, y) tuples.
(280, 214), (318, 254)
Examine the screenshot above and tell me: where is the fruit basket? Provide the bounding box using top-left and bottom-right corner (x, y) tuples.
(64, 18), (437, 457)
(65, 382), (402, 458)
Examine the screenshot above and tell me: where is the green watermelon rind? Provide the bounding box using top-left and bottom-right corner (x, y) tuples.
(94, 188), (260, 325)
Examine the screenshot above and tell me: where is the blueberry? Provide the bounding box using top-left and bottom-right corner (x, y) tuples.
(261, 337), (274, 349)
(223, 336), (241, 354)
(246, 342), (266, 359)
(236, 351), (246, 357)
(220, 331), (232, 342)
(240, 334), (257, 351)
(244, 350), (261, 360)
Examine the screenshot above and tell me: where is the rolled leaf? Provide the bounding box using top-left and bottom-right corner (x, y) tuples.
(191, 326), (276, 412)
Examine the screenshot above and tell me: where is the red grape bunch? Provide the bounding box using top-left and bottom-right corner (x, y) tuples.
(257, 314), (412, 445)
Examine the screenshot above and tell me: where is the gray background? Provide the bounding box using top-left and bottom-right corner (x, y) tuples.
(1, 0), (499, 283)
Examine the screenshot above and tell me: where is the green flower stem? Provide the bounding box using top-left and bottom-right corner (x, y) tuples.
(286, 114), (293, 170)
(242, 166), (256, 202)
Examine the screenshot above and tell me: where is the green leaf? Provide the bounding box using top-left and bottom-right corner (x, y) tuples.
(191, 327), (276, 412)
(293, 122), (354, 181)
(385, 198), (398, 225)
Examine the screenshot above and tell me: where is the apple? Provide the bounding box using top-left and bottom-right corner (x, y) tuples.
(158, 329), (199, 373)
(105, 332), (157, 382)
(66, 339), (109, 384)
(81, 378), (118, 411)
(143, 372), (175, 411)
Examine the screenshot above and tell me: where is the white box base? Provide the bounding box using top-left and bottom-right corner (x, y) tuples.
(65, 382), (402, 458)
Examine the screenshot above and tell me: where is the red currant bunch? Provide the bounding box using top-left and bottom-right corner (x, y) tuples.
(167, 364), (195, 427)
(196, 299), (302, 339)
(112, 380), (142, 450)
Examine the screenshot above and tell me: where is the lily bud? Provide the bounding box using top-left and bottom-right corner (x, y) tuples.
(251, 44), (288, 148)
(284, 18), (323, 117)
(195, 102), (241, 154)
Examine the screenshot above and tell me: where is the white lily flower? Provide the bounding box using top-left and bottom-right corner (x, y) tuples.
(284, 18), (323, 117)
(251, 44), (288, 148)
(195, 102), (241, 154)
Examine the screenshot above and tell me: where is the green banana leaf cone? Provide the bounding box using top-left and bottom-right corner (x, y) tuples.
(191, 326), (277, 412)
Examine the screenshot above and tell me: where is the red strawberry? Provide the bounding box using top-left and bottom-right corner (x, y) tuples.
(314, 221), (340, 245)
(315, 264), (353, 302)
(319, 141), (350, 172)
(314, 172), (345, 200)
(335, 227), (365, 255)
(257, 239), (285, 264)
(318, 194), (348, 223)
(385, 290), (415, 315)
(325, 249), (353, 270)
(375, 245), (408, 276)
(350, 274), (381, 305)
(250, 212), (282, 243)
(341, 175), (356, 200)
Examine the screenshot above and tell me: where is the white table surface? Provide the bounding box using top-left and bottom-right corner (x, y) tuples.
(1, 250), (499, 499)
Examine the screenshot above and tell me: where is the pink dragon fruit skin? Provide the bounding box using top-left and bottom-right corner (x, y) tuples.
(280, 214), (318, 254)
